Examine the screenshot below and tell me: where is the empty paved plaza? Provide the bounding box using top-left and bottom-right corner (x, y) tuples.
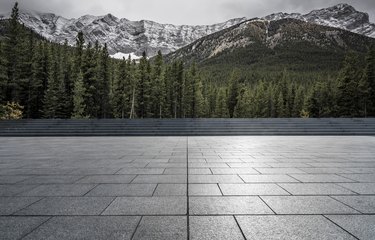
(0, 136), (374, 239)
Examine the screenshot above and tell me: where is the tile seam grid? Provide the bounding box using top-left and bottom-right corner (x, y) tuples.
(327, 195), (364, 214)
(130, 216), (143, 240)
(3, 214), (374, 217)
(19, 216), (52, 239)
(258, 196), (277, 215)
(98, 197), (117, 215)
(82, 183), (100, 196)
(10, 197), (47, 216)
(233, 215), (247, 240)
(322, 215), (360, 240)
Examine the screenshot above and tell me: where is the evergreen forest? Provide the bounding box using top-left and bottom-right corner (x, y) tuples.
(1, 3), (375, 119)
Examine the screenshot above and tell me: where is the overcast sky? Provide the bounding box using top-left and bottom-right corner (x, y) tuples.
(0, 0), (374, 25)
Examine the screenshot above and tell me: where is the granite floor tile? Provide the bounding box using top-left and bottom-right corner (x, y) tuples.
(189, 184), (222, 196)
(190, 216), (244, 240)
(262, 196), (360, 214)
(278, 183), (356, 195)
(219, 184), (290, 196)
(77, 175), (136, 184)
(102, 197), (187, 215)
(15, 197), (114, 215)
(289, 174), (355, 183)
(190, 196), (274, 215)
(19, 184), (97, 197)
(132, 175), (187, 184)
(0, 197), (42, 215)
(239, 175), (298, 183)
(332, 196), (375, 213)
(326, 215), (375, 240)
(153, 184), (186, 196)
(0, 217), (49, 240)
(23, 216), (140, 240)
(236, 215), (356, 240)
(132, 216), (187, 240)
(189, 175), (244, 184)
(86, 184), (156, 197)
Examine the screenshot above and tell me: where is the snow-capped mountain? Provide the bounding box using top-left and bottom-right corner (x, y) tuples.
(263, 4), (375, 38)
(0, 10), (246, 58)
(0, 3), (374, 59)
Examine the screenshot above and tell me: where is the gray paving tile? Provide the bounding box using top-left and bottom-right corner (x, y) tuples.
(338, 183), (375, 194)
(289, 174), (355, 183)
(278, 183), (356, 195)
(86, 184), (156, 197)
(19, 184), (96, 197)
(0, 217), (49, 240)
(15, 197), (113, 215)
(102, 197), (187, 215)
(162, 168), (187, 175)
(0, 197), (42, 215)
(189, 163), (229, 168)
(190, 216), (244, 240)
(153, 184), (186, 196)
(116, 168), (165, 175)
(0, 175), (31, 184)
(189, 184), (222, 196)
(262, 196), (360, 214)
(69, 168), (120, 175)
(239, 175), (298, 183)
(299, 168), (353, 174)
(190, 196), (273, 215)
(326, 215), (375, 240)
(0, 185), (39, 196)
(332, 196), (375, 213)
(211, 168), (258, 174)
(132, 216), (187, 240)
(132, 175), (187, 184)
(339, 174), (375, 182)
(23, 216), (140, 240)
(77, 175), (136, 184)
(20, 175), (84, 184)
(220, 184), (289, 196)
(189, 175), (243, 183)
(255, 168), (305, 174)
(236, 215), (356, 240)
(189, 168), (212, 174)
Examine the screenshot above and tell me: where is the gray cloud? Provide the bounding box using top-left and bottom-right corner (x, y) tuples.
(0, 0), (374, 25)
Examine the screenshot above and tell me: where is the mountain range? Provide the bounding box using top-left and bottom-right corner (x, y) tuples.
(0, 3), (374, 59)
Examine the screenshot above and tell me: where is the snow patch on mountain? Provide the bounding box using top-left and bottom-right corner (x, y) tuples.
(110, 52), (141, 60)
(0, 4), (374, 58)
(263, 3), (375, 38)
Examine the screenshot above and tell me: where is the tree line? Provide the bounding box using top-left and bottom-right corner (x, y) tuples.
(1, 3), (375, 119)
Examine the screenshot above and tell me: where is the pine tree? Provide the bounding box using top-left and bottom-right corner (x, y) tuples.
(27, 42), (45, 118)
(227, 69), (241, 118)
(81, 42), (98, 118)
(0, 42), (8, 104)
(96, 43), (110, 118)
(215, 88), (229, 118)
(4, 2), (21, 102)
(43, 46), (66, 118)
(112, 57), (131, 118)
(136, 51), (150, 118)
(337, 53), (364, 117)
(72, 71), (86, 119)
(149, 51), (166, 118)
(365, 45), (375, 116)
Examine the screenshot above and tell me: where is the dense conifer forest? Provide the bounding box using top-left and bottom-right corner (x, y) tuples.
(1, 3), (375, 119)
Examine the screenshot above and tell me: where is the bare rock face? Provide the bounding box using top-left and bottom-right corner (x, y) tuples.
(264, 4), (375, 38)
(0, 4), (373, 58)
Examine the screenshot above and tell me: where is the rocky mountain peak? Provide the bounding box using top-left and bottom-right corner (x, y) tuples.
(0, 4), (374, 59)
